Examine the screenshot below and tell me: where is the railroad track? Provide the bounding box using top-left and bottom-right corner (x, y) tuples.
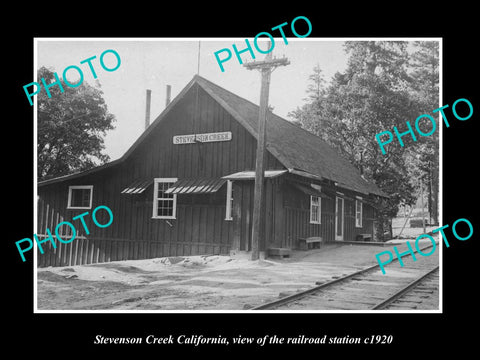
(252, 244), (439, 311)
(372, 266), (439, 310)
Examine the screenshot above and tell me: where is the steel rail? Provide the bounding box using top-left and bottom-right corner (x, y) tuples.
(370, 265), (439, 310)
(251, 243), (437, 310)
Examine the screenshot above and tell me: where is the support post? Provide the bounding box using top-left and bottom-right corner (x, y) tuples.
(244, 46), (289, 260)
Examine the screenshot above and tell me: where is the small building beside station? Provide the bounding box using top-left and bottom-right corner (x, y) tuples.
(37, 75), (387, 267)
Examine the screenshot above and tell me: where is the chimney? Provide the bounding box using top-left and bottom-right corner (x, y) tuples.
(165, 85), (171, 107)
(145, 89), (151, 130)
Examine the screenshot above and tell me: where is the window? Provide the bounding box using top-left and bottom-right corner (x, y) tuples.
(310, 195), (321, 224)
(67, 185), (93, 209)
(355, 199), (363, 227)
(225, 180), (233, 220)
(152, 178), (177, 219)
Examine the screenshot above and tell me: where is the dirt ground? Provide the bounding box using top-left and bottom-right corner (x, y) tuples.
(392, 209), (436, 238)
(36, 231), (439, 311)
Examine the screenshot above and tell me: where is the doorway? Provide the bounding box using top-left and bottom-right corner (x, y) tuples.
(335, 196), (344, 241)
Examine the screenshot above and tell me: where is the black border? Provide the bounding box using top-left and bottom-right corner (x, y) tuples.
(7, 7), (478, 355)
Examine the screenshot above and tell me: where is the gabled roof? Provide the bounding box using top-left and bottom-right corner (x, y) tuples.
(194, 76), (385, 197)
(39, 75), (386, 197)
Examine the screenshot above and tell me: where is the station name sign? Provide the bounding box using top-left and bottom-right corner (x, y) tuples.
(173, 131), (232, 145)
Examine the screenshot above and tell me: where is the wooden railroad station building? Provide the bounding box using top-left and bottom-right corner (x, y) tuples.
(37, 75), (387, 267)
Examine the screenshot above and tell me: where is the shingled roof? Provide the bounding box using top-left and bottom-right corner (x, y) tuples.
(195, 76), (385, 197)
(39, 75), (386, 198)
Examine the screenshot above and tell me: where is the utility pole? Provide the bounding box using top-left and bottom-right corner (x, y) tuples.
(244, 44), (289, 260)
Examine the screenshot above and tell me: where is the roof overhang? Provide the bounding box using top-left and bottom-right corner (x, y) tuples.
(287, 168), (323, 181)
(288, 168), (388, 199)
(290, 182), (333, 199)
(38, 159), (121, 187)
(222, 170), (287, 180)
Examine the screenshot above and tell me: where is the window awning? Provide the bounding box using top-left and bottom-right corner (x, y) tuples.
(121, 179), (153, 194)
(222, 170), (287, 180)
(164, 178), (227, 194)
(291, 183), (332, 199)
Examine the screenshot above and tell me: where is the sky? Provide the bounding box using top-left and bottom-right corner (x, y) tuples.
(36, 38), (351, 160)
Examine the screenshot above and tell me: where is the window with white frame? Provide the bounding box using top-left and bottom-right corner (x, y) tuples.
(355, 199), (363, 227)
(67, 185), (93, 209)
(152, 178), (177, 219)
(225, 180), (233, 220)
(310, 195), (321, 224)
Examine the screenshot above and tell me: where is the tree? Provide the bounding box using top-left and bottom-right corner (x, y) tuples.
(288, 64), (329, 139)
(408, 41), (440, 224)
(321, 62), (420, 211)
(343, 41), (411, 89)
(289, 41), (425, 239)
(305, 63), (327, 101)
(409, 41), (439, 110)
(37, 66), (116, 181)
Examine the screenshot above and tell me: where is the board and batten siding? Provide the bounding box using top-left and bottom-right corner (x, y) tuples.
(283, 193), (335, 249)
(230, 177), (282, 252)
(37, 83), (284, 267)
(280, 182), (376, 249)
